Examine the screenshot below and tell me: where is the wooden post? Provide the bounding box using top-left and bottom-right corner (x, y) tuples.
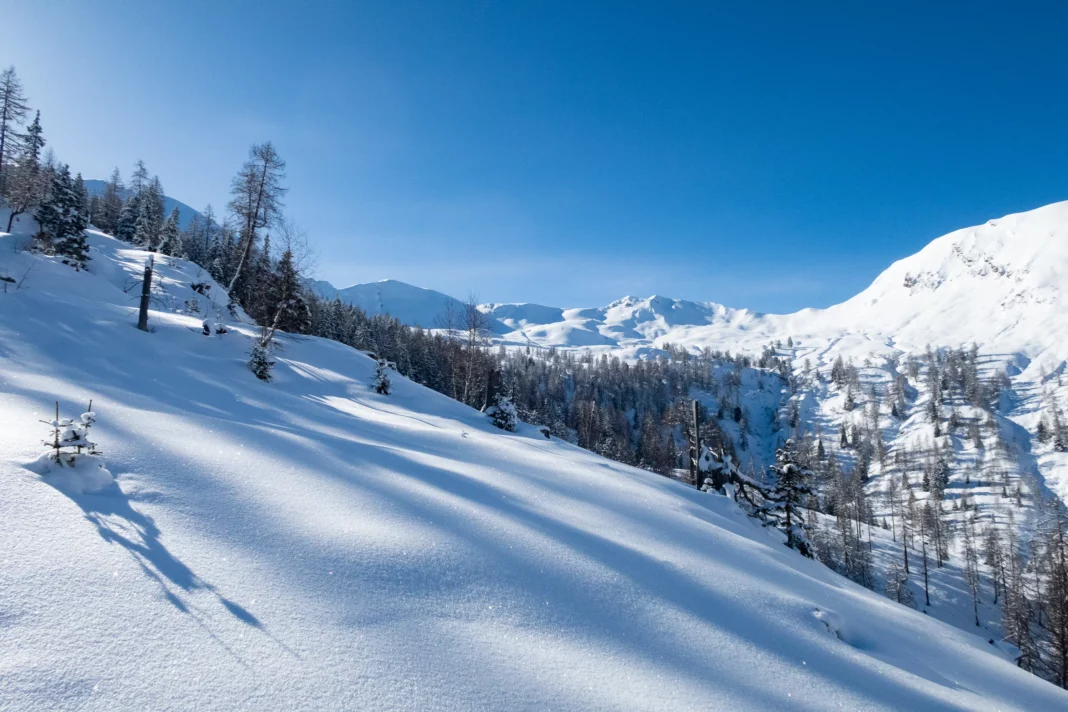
(692, 399), (702, 488)
(53, 401), (61, 465)
(484, 368), (500, 411)
(137, 256), (153, 332)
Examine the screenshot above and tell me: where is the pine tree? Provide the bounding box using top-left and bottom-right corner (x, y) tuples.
(115, 196), (139, 243)
(157, 207), (182, 256)
(20, 109), (44, 163)
(129, 160), (149, 201)
(134, 176), (165, 249)
(248, 343), (274, 382)
(264, 248), (310, 335)
(72, 172), (89, 225)
(485, 390), (518, 431)
(373, 360), (392, 395)
(34, 164), (89, 268)
(0, 66), (29, 194)
(761, 439), (815, 557)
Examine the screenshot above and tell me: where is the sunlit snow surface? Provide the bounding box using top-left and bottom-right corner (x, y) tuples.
(1, 231), (1066, 710)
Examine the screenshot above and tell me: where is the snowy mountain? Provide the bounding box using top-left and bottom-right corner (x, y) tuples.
(84, 179), (203, 231)
(314, 278), (470, 329)
(324, 202), (1068, 494)
(3, 231), (1066, 709)
(324, 201), (1068, 360)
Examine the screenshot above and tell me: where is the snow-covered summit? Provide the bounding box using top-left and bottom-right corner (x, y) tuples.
(823, 200), (1068, 356)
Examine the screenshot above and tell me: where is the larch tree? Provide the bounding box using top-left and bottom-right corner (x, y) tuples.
(0, 66), (29, 193)
(99, 167), (125, 234)
(3, 109), (46, 232)
(227, 142), (286, 299)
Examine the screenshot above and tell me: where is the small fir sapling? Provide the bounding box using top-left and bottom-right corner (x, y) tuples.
(374, 360), (392, 395)
(34, 401), (114, 494)
(249, 343), (275, 381)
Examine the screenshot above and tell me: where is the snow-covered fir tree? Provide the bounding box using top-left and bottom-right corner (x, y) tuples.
(760, 439), (815, 557)
(34, 163), (89, 269)
(134, 176), (165, 249)
(248, 343), (274, 382)
(374, 360), (392, 395)
(157, 206), (182, 256)
(485, 390), (518, 431)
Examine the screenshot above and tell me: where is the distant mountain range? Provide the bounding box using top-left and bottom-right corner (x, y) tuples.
(317, 201), (1068, 364)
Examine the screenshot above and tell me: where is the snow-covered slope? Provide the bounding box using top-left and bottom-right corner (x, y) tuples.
(325, 279), (470, 329)
(2, 233), (1065, 709)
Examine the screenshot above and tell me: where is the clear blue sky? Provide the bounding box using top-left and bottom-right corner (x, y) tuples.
(9, 1), (1068, 312)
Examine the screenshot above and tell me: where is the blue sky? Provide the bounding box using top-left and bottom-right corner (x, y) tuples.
(8, 1), (1068, 312)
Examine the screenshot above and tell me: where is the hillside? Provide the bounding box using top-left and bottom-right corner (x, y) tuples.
(2, 232), (1065, 709)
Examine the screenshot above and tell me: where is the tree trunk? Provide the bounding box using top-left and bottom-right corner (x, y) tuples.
(922, 537), (930, 606)
(691, 399), (701, 488)
(137, 256), (153, 332)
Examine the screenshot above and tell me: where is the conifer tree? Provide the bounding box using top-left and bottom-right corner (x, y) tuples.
(157, 206), (182, 256)
(134, 176), (165, 249)
(115, 196), (139, 243)
(34, 163), (89, 268)
(99, 167), (124, 234)
(373, 359), (392, 395)
(761, 439), (815, 557)
(248, 343), (274, 381)
(264, 247), (310, 335)
(485, 390), (518, 431)
(3, 110), (45, 232)
(72, 172), (89, 224)
(0, 66), (29, 193)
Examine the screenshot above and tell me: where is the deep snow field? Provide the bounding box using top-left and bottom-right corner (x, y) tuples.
(2, 232), (1067, 710)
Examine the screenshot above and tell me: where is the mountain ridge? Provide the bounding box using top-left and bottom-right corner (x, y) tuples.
(316, 200), (1068, 361)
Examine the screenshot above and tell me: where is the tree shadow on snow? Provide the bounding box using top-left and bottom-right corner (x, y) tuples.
(63, 481), (262, 629)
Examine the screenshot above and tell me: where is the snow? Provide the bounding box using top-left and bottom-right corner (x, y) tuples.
(1, 230), (1066, 709)
(328, 279), (470, 329)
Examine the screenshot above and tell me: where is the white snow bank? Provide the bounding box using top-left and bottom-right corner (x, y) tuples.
(26, 452), (115, 495)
